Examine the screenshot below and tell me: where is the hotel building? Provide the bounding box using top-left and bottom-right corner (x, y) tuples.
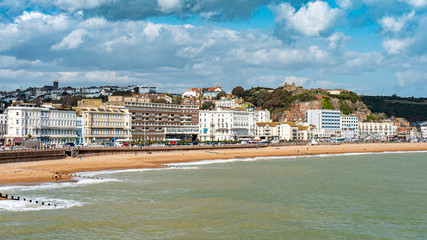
(359, 121), (397, 140)
(199, 108), (270, 141)
(80, 107), (132, 144)
(4, 104), (77, 146)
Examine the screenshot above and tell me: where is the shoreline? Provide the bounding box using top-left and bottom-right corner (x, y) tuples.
(1, 142), (426, 186)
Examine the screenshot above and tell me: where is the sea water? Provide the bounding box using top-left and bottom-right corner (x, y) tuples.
(0, 152), (426, 239)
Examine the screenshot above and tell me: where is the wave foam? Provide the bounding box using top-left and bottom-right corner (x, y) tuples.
(0, 177), (120, 192)
(0, 198), (83, 212)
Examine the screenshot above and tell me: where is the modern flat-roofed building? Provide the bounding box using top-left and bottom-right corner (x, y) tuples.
(306, 109), (341, 140)
(341, 115), (359, 140)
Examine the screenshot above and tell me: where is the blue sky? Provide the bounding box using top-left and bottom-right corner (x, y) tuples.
(0, 0), (426, 97)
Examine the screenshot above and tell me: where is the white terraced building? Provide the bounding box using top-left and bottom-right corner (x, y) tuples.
(359, 121), (397, 140)
(199, 108), (270, 141)
(4, 105), (77, 146)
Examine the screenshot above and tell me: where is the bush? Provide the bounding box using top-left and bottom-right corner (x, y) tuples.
(322, 97), (334, 109)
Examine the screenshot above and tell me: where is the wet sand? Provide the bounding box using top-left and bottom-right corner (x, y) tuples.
(0, 142), (426, 185)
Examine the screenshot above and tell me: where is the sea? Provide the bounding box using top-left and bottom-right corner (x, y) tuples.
(1, 151), (426, 239)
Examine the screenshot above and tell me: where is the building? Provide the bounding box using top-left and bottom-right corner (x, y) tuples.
(306, 109), (341, 140)
(359, 121), (397, 140)
(214, 97), (238, 109)
(80, 107), (132, 144)
(137, 86), (157, 94)
(0, 113), (6, 143)
(421, 126), (427, 140)
(182, 88), (202, 98)
(4, 104), (77, 146)
(392, 118), (411, 138)
(199, 108), (268, 141)
(255, 122), (281, 142)
(297, 125), (311, 141)
(203, 85), (223, 98)
(340, 115), (359, 140)
(109, 96), (199, 142)
(76, 117), (83, 145)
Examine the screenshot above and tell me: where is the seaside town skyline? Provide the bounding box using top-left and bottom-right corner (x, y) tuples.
(0, 80), (426, 148)
(1, 1), (427, 238)
(1, 1), (427, 97)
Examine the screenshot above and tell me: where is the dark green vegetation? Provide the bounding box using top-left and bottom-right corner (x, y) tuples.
(201, 101), (214, 110)
(361, 95), (427, 122)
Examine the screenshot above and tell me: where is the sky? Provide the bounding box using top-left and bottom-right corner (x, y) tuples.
(0, 0), (426, 97)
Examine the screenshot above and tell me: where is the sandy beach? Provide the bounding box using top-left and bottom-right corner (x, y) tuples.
(0, 142), (426, 185)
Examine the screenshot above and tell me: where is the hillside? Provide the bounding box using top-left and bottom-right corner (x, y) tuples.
(361, 95), (427, 122)
(237, 84), (371, 122)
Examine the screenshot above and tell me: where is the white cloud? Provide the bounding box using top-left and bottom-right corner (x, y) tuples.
(157, 0), (182, 13)
(380, 11), (415, 33)
(328, 32), (349, 49)
(53, 0), (116, 12)
(400, 0), (427, 8)
(382, 38), (414, 54)
(273, 1), (342, 37)
(337, 0), (353, 9)
(284, 76), (309, 85)
(0, 55), (46, 68)
(396, 70), (427, 87)
(51, 28), (88, 51)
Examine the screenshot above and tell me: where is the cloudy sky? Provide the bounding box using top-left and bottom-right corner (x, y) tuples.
(0, 0), (426, 96)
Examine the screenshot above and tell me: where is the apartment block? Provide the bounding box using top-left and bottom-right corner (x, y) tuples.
(340, 115), (359, 140)
(109, 96), (199, 142)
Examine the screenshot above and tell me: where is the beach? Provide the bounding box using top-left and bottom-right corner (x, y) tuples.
(0, 142), (426, 185)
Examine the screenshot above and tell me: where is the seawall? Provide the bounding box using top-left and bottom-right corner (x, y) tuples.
(0, 149), (67, 164)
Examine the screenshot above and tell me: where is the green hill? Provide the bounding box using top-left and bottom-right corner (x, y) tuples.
(361, 95), (427, 122)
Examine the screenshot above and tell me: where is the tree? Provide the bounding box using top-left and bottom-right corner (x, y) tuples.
(134, 87), (140, 94)
(232, 86), (245, 97)
(153, 99), (168, 103)
(201, 101), (214, 110)
(112, 90), (132, 96)
(216, 92), (227, 100)
(173, 95), (182, 104)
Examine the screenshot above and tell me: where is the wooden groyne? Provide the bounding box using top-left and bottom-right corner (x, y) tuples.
(0, 149), (67, 164)
(0, 192), (57, 206)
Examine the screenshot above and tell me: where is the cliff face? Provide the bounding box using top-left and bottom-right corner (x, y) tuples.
(329, 97), (371, 121)
(267, 85), (371, 121)
(278, 98), (371, 122)
(241, 84), (372, 122)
